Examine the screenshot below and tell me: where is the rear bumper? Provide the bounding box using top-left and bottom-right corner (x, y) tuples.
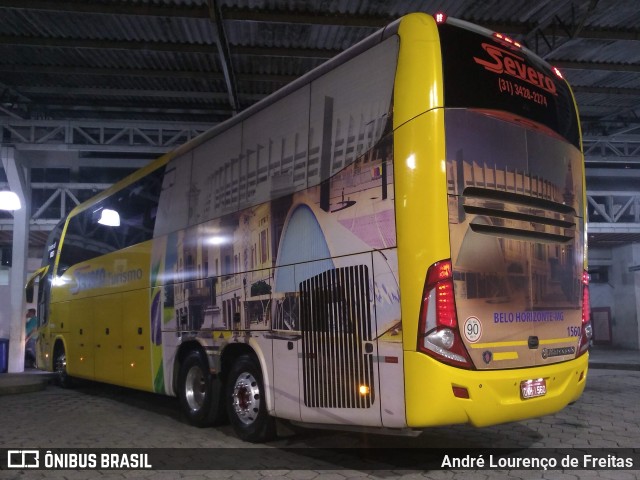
(404, 351), (588, 427)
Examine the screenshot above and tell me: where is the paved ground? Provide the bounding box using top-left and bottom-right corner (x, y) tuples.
(0, 362), (639, 480)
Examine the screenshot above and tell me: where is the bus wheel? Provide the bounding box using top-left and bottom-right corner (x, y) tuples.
(178, 350), (226, 427)
(226, 354), (275, 443)
(54, 347), (73, 388)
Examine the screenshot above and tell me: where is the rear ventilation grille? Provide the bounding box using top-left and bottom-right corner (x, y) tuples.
(462, 187), (577, 243)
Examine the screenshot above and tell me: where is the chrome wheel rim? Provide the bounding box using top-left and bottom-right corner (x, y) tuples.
(231, 371), (260, 425)
(184, 364), (206, 412)
(55, 353), (67, 378)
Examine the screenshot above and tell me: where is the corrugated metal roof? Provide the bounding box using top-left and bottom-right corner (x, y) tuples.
(0, 0), (637, 129)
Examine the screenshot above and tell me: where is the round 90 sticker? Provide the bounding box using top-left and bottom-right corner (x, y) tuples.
(463, 316), (482, 343)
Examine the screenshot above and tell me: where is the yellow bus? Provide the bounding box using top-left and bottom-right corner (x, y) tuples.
(27, 12), (591, 443)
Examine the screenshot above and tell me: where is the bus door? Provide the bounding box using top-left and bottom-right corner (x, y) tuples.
(26, 266), (49, 368)
(298, 261), (381, 427)
(271, 288), (302, 421)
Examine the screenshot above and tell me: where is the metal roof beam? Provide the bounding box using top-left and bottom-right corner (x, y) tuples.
(0, 105), (23, 120)
(208, 0), (239, 115)
(0, 0), (210, 18)
(583, 138), (640, 163)
(16, 86), (266, 102)
(221, 7), (390, 27)
(486, 22), (640, 42)
(0, 34), (341, 58)
(554, 60), (640, 73)
(0, 34), (216, 54)
(573, 86), (640, 96)
(587, 223), (640, 234)
(41, 103), (230, 116)
(233, 45), (338, 58)
(585, 156), (640, 164)
(0, 64), (226, 81)
(586, 168), (640, 178)
(587, 192), (640, 228)
(0, 118), (211, 153)
(0, 64), (297, 83)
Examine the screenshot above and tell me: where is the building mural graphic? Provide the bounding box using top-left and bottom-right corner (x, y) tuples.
(445, 109), (585, 369)
(148, 35), (402, 402)
(150, 127), (400, 404)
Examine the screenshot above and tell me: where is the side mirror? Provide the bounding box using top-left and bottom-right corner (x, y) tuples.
(26, 284), (34, 303)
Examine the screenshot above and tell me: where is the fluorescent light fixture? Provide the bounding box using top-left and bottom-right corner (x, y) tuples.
(98, 208), (120, 227)
(0, 191), (21, 211)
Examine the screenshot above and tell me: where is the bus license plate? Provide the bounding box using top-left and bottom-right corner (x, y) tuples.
(520, 379), (546, 399)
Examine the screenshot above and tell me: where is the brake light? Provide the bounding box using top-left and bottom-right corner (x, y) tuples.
(418, 260), (474, 369)
(577, 270), (592, 357)
(552, 66), (564, 79)
(493, 32), (522, 49)
(426, 259), (456, 327)
(582, 271), (590, 324)
(434, 12), (447, 24)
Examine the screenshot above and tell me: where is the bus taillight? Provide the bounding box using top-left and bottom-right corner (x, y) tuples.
(418, 260), (474, 369)
(552, 66), (564, 79)
(493, 32), (522, 49)
(434, 12), (447, 24)
(582, 271), (590, 324)
(577, 270), (592, 357)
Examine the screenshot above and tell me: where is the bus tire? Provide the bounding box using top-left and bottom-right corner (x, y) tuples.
(225, 354), (276, 443)
(178, 350), (226, 427)
(54, 346), (73, 388)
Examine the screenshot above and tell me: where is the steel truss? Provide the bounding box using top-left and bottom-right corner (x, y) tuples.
(0, 118), (211, 153)
(587, 192), (640, 233)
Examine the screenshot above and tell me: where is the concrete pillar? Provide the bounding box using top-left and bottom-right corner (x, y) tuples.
(611, 243), (640, 350)
(1, 146), (31, 372)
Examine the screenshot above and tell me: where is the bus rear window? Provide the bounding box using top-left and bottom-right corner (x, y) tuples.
(438, 22), (580, 150)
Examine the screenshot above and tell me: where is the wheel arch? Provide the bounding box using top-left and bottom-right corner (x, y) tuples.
(52, 336), (68, 366)
(219, 343), (257, 384)
(52, 336), (73, 387)
(172, 339), (209, 394)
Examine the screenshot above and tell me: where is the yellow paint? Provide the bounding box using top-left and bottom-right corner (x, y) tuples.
(404, 350), (588, 427)
(493, 351), (519, 361)
(44, 239), (155, 392)
(394, 14), (448, 354)
(470, 336), (578, 349)
(393, 14), (444, 129)
(122, 289), (153, 390)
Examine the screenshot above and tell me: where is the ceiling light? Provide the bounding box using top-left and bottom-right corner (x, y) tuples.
(98, 208), (120, 226)
(0, 191), (21, 211)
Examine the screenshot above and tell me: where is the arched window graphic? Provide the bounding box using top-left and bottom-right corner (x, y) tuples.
(274, 204), (334, 293)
